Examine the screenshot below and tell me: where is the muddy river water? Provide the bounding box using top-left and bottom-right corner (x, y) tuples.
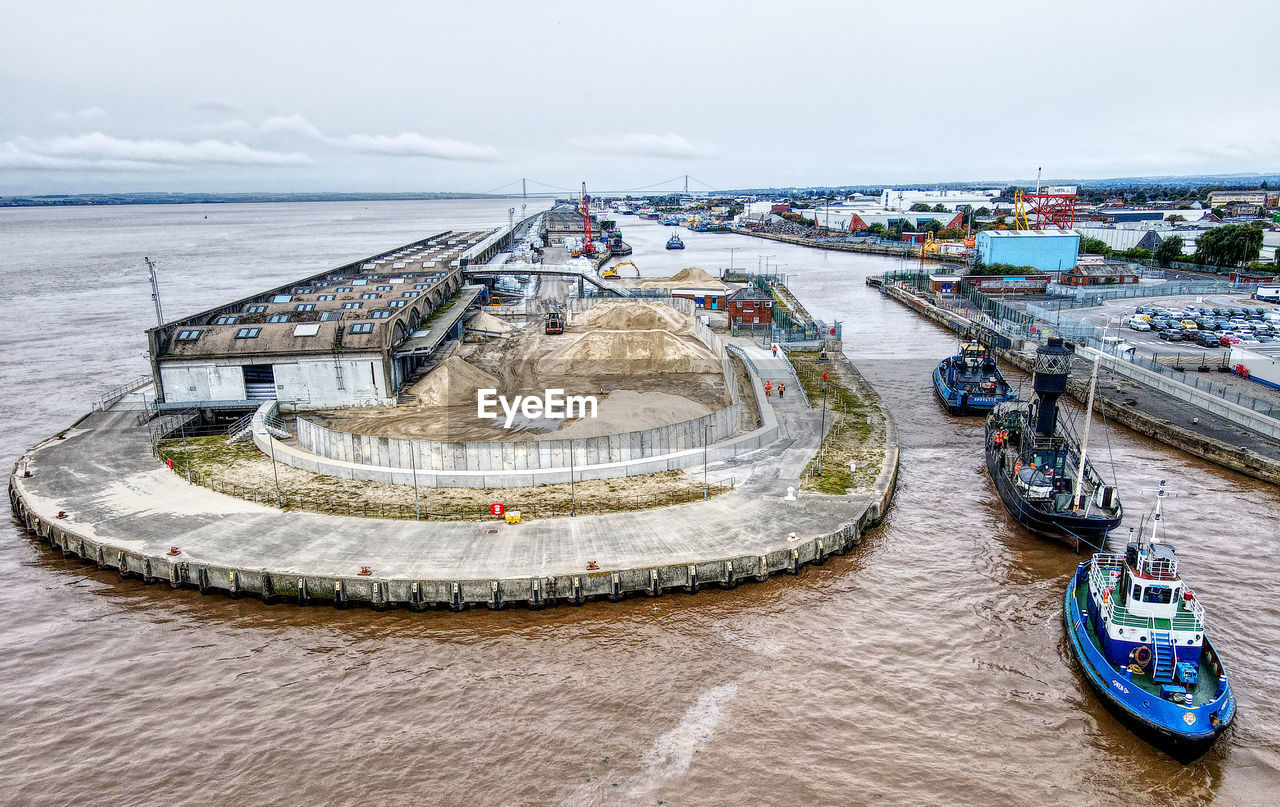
(1, 200), (1277, 805)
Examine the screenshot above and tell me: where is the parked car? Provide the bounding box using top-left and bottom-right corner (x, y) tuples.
(1128, 319), (1151, 332)
(1212, 307), (1229, 316)
(1180, 319), (1199, 331)
(1158, 328), (1184, 342)
(1194, 331), (1222, 348)
(1256, 335), (1275, 343)
(1220, 334), (1242, 347)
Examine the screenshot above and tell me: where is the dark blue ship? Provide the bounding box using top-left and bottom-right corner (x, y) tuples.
(1065, 482), (1235, 762)
(932, 341), (1016, 414)
(665, 234), (685, 250)
(985, 336), (1122, 549)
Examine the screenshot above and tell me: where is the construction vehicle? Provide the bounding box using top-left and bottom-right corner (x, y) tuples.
(545, 307), (565, 335)
(601, 260), (641, 279)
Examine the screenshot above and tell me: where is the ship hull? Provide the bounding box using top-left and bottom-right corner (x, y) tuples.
(1064, 565), (1234, 762)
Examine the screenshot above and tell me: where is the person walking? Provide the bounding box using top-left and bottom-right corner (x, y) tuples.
(779, 382), (785, 399)
(771, 344), (778, 358)
(765, 380), (772, 397)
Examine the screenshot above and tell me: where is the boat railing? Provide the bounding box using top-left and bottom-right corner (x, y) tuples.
(1089, 559), (1206, 633)
(1137, 555), (1179, 580)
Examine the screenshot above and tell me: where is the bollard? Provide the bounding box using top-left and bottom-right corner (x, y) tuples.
(488, 581), (501, 610)
(261, 573), (275, 604)
(756, 554), (770, 582)
(687, 564), (699, 594)
(333, 579), (346, 609)
(571, 576), (583, 606)
(722, 560), (736, 589)
(450, 582), (462, 612)
(648, 569), (661, 597)
(789, 548), (800, 574)
(609, 573), (621, 602)
(297, 577), (308, 606)
(530, 578), (544, 609)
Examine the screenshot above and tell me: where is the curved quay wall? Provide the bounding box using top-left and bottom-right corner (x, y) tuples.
(8, 356), (899, 613)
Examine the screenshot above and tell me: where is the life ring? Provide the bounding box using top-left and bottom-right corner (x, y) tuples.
(1131, 646), (1151, 667)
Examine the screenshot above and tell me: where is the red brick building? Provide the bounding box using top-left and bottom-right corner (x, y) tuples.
(728, 287), (773, 326)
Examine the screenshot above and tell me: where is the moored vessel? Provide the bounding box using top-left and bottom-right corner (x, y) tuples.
(985, 336), (1122, 549)
(1064, 482), (1235, 761)
(665, 234), (685, 250)
(933, 340), (1016, 414)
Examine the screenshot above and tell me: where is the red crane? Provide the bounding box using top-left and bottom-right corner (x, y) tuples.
(580, 181), (595, 257)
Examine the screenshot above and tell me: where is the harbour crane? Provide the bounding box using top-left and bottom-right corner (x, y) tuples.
(579, 181), (596, 257)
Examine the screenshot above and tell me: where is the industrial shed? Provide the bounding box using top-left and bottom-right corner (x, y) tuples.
(975, 228), (1080, 272)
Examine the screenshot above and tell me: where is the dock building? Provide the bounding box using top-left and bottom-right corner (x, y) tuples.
(975, 228), (1080, 272)
(146, 230), (495, 410)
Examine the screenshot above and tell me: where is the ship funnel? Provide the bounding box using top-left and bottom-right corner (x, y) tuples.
(1032, 336), (1073, 437)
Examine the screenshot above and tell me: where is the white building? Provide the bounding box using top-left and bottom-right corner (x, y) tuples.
(880, 188), (1001, 211)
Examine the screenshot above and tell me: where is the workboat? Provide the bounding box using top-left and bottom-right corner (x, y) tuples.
(660, 216), (680, 226)
(985, 336), (1122, 549)
(609, 230), (632, 256)
(933, 341), (1016, 414)
(1065, 482), (1235, 761)
(665, 234), (685, 250)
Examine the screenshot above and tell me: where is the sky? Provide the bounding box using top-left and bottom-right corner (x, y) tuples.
(1, 0), (1277, 195)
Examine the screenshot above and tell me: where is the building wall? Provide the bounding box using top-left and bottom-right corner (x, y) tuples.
(159, 353), (394, 408)
(976, 231), (1080, 271)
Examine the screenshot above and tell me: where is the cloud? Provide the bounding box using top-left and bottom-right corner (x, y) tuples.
(260, 114), (500, 162)
(193, 101), (243, 113)
(569, 133), (717, 159)
(51, 106), (108, 124)
(0, 132), (312, 171)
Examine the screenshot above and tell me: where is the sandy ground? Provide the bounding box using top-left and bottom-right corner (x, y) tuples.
(158, 437), (727, 521)
(313, 300), (730, 442)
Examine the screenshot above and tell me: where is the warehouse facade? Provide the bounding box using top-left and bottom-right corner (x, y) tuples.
(975, 229), (1080, 272)
(147, 231), (491, 410)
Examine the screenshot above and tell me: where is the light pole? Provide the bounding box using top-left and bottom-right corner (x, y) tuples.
(409, 438), (421, 520)
(816, 373), (829, 476)
(267, 428), (284, 509)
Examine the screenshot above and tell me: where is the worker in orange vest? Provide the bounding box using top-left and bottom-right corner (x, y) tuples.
(779, 382), (785, 399)
(765, 380), (772, 396)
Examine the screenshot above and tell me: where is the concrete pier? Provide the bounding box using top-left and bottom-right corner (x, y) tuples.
(10, 348), (898, 612)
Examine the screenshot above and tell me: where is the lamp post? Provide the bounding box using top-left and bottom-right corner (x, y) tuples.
(409, 438), (421, 520)
(816, 372), (829, 476)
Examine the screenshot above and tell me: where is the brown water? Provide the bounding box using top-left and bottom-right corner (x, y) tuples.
(2, 203), (1278, 806)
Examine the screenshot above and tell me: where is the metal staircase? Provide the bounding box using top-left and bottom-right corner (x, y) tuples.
(1152, 630), (1176, 683)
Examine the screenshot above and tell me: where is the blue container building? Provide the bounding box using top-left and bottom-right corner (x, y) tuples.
(975, 229), (1080, 273)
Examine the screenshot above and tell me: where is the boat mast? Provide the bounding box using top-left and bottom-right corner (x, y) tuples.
(1072, 351), (1102, 512)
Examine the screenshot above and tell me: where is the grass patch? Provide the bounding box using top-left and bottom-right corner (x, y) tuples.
(787, 350), (884, 495)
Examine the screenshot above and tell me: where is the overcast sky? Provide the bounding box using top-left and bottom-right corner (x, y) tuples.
(2, 1), (1277, 195)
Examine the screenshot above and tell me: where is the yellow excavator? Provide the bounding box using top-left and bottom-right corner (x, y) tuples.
(601, 260), (641, 279)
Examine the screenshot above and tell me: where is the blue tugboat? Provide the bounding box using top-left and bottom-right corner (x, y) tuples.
(1065, 482), (1235, 761)
(985, 336), (1122, 549)
(933, 341), (1016, 414)
(665, 233), (685, 250)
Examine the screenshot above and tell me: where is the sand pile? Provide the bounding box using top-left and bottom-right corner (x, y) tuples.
(669, 266), (717, 283)
(576, 300), (691, 333)
(546, 390), (713, 440)
(470, 311), (514, 334)
(407, 356), (500, 408)
(537, 330), (721, 376)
